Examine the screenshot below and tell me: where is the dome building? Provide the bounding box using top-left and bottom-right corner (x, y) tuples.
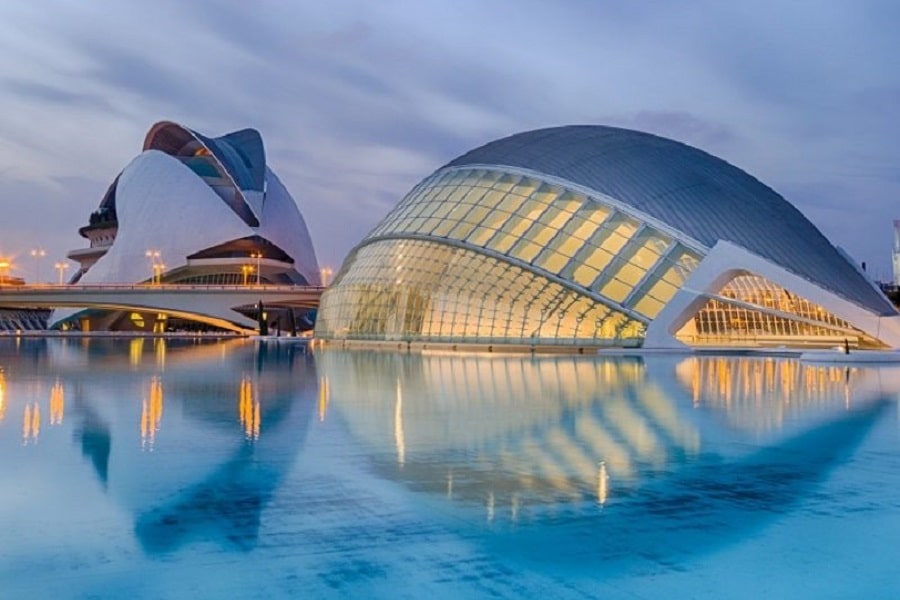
(54, 121), (320, 332)
(316, 125), (900, 350)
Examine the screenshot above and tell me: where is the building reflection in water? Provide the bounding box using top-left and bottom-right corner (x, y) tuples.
(316, 351), (703, 519)
(676, 356), (868, 431)
(0, 337), (317, 554)
(316, 350), (897, 526)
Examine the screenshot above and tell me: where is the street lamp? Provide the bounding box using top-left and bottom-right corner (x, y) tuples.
(0, 259), (11, 285)
(250, 251), (262, 285)
(241, 264), (255, 286)
(320, 266), (333, 286)
(54, 262), (70, 285)
(152, 263), (166, 285)
(30, 248), (46, 284)
(145, 250), (161, 284)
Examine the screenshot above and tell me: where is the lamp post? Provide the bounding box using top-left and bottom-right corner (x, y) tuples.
(241, 264), (254, 286)
(320, 266), (333, 286)
(151, 263), (166, 285)
(30, 248), (46, 284)
(250, 251), (262, 285)
(145, 250), (161, 284)
(54, 262), (70, 285)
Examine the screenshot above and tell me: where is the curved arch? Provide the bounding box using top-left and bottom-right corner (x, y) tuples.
(143, 121), (259, 227)
(50, 303), (255, 334)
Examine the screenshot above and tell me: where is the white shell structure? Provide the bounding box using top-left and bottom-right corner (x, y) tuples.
(54, 121), (320, 330)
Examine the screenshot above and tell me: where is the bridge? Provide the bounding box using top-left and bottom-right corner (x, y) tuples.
(0, 283), (324, 333)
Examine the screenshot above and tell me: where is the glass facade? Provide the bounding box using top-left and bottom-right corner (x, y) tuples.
(367, 169), (702, 323)
(317, 165), (888, 349)
(676, 274), (886, 349)
(316, 239), (645, 344)
(318, 168), (706, 346)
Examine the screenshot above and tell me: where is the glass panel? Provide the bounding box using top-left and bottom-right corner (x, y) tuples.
(509, 238), (544, 263)
(316, 238), (645, 344)
(492, 174), (521, 194)
(600, 278), (631, 303)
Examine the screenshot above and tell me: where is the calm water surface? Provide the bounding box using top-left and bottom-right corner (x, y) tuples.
(0, 338), (897, 598)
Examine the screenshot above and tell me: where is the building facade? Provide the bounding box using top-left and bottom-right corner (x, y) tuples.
(54, 121), (319, 332)
(316, 125), (900, 350)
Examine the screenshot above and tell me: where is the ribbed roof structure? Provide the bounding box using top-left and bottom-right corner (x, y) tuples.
(446, 125), (893, 315)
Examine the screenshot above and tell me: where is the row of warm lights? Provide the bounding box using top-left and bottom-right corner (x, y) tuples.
(3, 247), (335, 286)
(7, 375), (264, 446)
(146, 248), (334, 287)
(145, 249), (165, 285)
(0, 249), (71, 285)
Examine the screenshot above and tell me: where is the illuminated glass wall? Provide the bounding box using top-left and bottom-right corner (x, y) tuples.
(316, 239), (645, 344)
(318, 168), (704, 345)
(676, 274), (887, 349)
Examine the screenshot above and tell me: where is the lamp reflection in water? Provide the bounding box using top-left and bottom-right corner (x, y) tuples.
(0, 368), (6, 422)
(676, 356), (865, 431)
(23, 402), (40, 445)
(140, 376), (164, 450)
(318, 375), (330, 422)
(238, 375), (260, 441)
(50, 379), (64, 425)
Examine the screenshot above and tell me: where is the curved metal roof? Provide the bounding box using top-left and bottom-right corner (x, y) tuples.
(445, 125), (893, 315)
(143, 122), (265, 192)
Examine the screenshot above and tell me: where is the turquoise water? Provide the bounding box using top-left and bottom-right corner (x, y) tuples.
(0, 338), (897, 598)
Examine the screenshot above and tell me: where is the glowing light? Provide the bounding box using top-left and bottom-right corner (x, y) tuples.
(140, 376), (164, 449)
(394, 378), (405, 466)
(250, 251), (263, 285)
(318, 376), (330, 422)
(145, 250), (161, 284)
(241, 264), (255, 286)
(50, 380), (64, 425)
(0, 368), (6, 422)
(129, 337), (145, 364)
(54, 261), (70, 285)
(155, 338), (166, 368)
(0, 259), (13, 285)
(23, 402), (40, 444)
(320, 266), (333, 286)
(486, 491), (495, 522)
(239, 375), (260, 440)
(597, 461), (609, 506)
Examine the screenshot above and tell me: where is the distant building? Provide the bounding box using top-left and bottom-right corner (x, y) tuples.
(316, 125), (900, 350)
(55, 121), (320, 332)
(0, 309), (49, 332)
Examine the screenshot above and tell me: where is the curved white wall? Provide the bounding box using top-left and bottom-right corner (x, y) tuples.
(259, 168), (321, 285)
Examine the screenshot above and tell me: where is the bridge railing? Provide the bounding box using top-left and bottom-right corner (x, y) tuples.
(0, 284), (327, 293)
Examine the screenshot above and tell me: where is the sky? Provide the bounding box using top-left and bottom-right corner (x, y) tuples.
(0, 0), (898, 282)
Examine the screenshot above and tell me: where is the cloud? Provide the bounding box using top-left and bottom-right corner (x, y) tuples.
(0, 0), (898, 274)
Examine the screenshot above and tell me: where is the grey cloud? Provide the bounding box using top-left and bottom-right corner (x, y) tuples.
(3, 78), (117, 112)
(1, 0), (899, 273)
(604, 111), (738, 150)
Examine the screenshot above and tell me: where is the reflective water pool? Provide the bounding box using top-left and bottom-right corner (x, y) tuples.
(0, 338), (897, 598)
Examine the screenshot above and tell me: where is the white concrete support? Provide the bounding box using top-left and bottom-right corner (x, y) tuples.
(644, 240), (900, 349)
